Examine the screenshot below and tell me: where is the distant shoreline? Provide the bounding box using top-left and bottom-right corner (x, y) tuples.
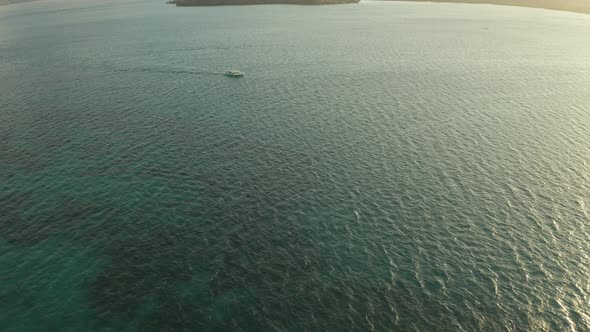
(169, 0), (590, 12)
(386, 0), (590, 15)
(172, 0), (359, 5)
(3, 0), (588, 13)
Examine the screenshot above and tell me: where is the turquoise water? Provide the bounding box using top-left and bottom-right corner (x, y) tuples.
(1, 0), (590, 330)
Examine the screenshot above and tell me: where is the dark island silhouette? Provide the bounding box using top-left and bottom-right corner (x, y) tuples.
(170, 0), (359, 5)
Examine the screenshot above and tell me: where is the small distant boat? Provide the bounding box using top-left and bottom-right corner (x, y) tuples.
(224, 70), (244, 77)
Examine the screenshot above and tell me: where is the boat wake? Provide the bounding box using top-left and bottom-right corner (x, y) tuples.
(108, 66), (224, 76)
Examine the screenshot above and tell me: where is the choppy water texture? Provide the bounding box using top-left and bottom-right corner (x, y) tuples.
(1, 0), (590, 330)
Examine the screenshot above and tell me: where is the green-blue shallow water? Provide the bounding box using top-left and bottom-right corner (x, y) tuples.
(1, 0), (590, 330)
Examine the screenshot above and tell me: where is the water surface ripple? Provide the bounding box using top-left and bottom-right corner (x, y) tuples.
(1, 1), (590, 331)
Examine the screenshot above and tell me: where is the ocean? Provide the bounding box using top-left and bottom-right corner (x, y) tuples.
(1, 0), (590, 330)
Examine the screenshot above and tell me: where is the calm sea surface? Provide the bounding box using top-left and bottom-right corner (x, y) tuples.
(1, 0), (590, 330)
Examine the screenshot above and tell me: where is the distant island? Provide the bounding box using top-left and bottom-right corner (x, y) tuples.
(389, 0), (590, 15)
(171, 0), (359, 5)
